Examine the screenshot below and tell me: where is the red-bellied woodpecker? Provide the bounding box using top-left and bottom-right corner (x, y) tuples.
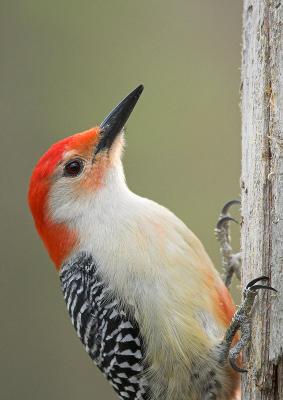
(28, 85), (276, 400)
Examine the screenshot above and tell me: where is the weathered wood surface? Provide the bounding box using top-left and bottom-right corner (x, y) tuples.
(241, 0), (283, 399)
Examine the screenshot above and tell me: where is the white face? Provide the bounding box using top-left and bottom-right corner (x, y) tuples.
(48, 134), (126, 227)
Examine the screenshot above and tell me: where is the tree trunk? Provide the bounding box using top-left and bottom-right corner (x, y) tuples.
(241, 1), (283, 399)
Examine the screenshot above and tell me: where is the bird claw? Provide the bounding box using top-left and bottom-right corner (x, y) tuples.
(229, 357), (247, 374)
(214, 203), (277, 373)
(245, 275), (269, 289)
(222, 277), (277, 373)
(215, 200), (241, 288)
(221, 199), (241, 216)
(216, 216), (238, 231)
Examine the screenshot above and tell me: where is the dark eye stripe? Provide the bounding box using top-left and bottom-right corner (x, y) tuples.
(63, 159), (84, 177)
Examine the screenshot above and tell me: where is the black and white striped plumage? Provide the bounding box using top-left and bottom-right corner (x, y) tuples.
(60, 252), (149, 400)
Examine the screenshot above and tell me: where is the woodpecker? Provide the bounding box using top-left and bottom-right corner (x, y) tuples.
(28, 85), (275, 400)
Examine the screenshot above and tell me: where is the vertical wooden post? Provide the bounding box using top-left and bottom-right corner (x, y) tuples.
(241, 1), (283, 398)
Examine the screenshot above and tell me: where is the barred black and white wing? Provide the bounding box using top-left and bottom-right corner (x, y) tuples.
(60, 253), (149, 400)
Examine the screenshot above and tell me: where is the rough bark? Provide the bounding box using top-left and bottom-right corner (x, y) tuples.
(241, 1), (283, 399)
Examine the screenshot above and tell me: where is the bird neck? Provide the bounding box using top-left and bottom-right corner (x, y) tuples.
(58, 159), (139, 263)
(73, 160), (152, 280)
(76, 161), (140, 244)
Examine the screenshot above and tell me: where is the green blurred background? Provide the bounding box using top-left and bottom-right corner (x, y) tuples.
(1, 1), (242, 399)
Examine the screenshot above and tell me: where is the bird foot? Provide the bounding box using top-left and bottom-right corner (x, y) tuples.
(217, 276), (277, 373)
(215, 200), (241, 288)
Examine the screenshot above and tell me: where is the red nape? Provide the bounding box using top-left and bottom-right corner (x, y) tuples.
(28, 127), (100, 269)
(28, 165), (77, 269)
(40, 220), (77, 269)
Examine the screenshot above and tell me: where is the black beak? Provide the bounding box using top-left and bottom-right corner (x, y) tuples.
(95, 85), (144, 155)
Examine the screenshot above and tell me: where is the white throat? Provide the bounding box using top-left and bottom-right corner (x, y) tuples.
(74, 161), (154, 286)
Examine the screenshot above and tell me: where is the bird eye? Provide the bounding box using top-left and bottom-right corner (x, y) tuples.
(63, 159), (84, 177)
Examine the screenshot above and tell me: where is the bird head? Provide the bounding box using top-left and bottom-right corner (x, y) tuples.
(28, 85), (143, 269)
